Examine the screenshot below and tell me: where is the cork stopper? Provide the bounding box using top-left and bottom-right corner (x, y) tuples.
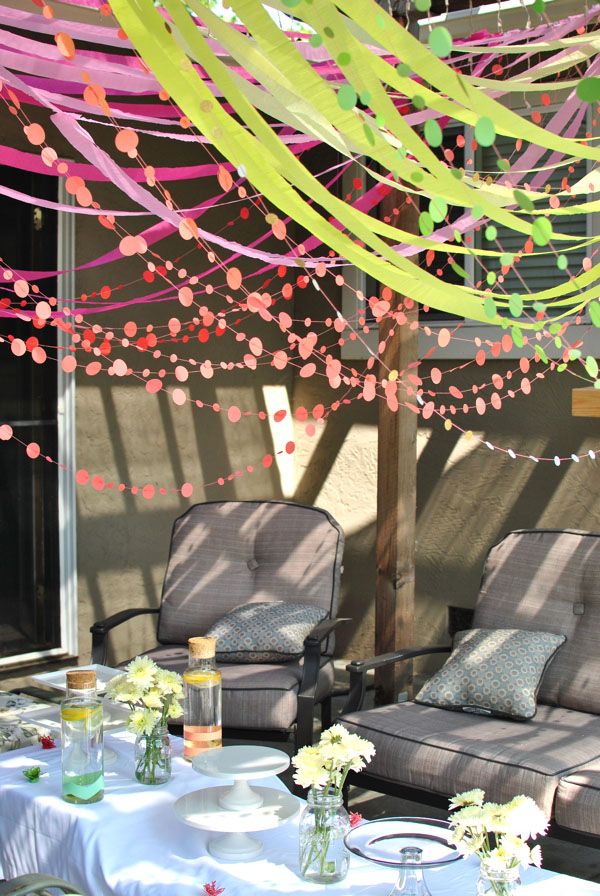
(66, 669), (96, 690)
(188, 636), (217, 659)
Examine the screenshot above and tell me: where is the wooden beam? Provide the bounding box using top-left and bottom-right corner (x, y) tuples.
(375, 189), (419, 705)
(572, 388), (600, 419)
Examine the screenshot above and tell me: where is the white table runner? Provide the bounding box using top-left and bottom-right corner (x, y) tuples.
(0, 732), (599, 896)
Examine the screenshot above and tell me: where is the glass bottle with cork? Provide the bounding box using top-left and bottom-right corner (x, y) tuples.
(183, 636), (222, 760)
(61, 669), (104, 804)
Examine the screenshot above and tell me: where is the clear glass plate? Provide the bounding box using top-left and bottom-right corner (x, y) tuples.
(344, 817), (461, 868)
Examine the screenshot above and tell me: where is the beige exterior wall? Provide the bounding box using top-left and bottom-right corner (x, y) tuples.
(1, 0), (598, 689)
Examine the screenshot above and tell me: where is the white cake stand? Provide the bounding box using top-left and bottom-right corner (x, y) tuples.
(176, 745), (299, 860)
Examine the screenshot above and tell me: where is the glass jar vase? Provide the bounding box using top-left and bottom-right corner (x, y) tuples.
(298, 787), (350, 884)
(477, 860), (521, 896)
(134, 725), (171, 785)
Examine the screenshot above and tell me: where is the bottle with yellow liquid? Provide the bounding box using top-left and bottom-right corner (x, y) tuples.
(183, 636), (222, 760)
(61, 669), (104, 803)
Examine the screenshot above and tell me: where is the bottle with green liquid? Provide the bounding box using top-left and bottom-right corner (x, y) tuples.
(61, 669), (104, 804)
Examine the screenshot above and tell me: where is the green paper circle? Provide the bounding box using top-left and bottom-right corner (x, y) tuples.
(428, 27), (452, 58)
(424, 119), (443, 148)
(323, 26), (334, 38)
(500, 253), (514, 267)
(412, 95), (426, 111)
(419, 211), (434, 236)
(359, 90), (371, 105)
(337, 84), (357, 111)
(429, 197), (447, 223)
(337, 52), (351, 66)
(486, 271), (497, 286)
(509, 294), (523, 317)
(514, 189), (534, 212)
(472, 205), (484, 221)
(483, 296), (497, 320)
(557, 254), (568, 270)
(396, 63), (410, 77)
(532, 217), (553, 246)
(309, 34), (322, 48)
(576, 78), (600, 103)
(485, 225), (497, 241)
(474, 117), (496, 147)
(415, 0), (431, 9)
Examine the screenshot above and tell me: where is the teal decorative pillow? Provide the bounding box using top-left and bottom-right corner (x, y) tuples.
(415, 628), (566, 720)
(206, 601), (328, 663)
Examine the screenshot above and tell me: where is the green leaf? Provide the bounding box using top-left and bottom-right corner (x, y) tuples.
(424, 118), (443, 148)
(589, 301), (600, 328)
(474, 117), (496, 148)
(428, 27), (452, 58)
(429, 196), (447, 223)
(418, 211), (434, 236)
(577, 78), (600, 104)
(483, 295), (497, 320)
(23, 766), (41, 782)
(514, 190), (534, 212)
(532, 0), (545, 11)
(585, 355), (599, 379)
(508, 294), (523, 318)
(532, 217), (553, 247)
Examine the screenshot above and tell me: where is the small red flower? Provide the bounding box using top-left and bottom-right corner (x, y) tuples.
(203, 883), (224, 896)
(349, 811), (363, 828)
(39, 735), (56, 750)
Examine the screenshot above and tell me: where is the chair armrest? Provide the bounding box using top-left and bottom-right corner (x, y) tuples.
(90, 607), (159, 665)
(296, 618), (350, 749)
(343, 645), (451, 713)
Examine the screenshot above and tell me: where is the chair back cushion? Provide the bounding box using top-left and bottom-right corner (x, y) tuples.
(472, 529), (600, 713)
(157, 500), (344, 652)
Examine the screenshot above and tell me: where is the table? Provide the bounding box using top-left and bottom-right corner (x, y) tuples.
(1, 734), (599, 896)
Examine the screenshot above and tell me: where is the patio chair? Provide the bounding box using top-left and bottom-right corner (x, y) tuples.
(0, 875), (87, 895)
(338, 529), (600, 842)
(91, 499), (345, 749)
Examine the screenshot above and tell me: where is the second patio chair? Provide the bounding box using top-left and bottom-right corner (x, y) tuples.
(91, 499), (345, 750)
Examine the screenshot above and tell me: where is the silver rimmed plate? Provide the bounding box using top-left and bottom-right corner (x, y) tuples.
(344, 817), (461, 868)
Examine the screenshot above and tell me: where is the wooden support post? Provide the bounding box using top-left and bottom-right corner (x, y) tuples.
(572, 388), (600, 418)
(374, 188), (419, 705)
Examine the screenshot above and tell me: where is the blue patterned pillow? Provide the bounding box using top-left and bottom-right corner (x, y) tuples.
(415, 628), (566, 720)
(206, 601), (328, 663)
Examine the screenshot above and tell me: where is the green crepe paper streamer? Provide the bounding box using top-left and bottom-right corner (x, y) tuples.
(333, 0), (600, 163)
(115, 0), (599, 324)
(113, 0), (497, 323)
(250, 0), (570, 243)
(577, 78), (600, 103)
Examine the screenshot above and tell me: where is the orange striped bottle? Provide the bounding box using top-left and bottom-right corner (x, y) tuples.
(183, 636), (222, 760)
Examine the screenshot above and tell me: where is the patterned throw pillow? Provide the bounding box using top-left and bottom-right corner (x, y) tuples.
(206, 601), (328, 663)
(415, 628), (566, 720)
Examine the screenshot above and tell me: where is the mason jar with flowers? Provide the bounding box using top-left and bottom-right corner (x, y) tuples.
(292, 724), (375, 884)
(448, 789), (549, 896)
(105, 656), (184, 785)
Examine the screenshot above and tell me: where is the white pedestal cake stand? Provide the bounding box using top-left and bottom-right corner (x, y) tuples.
(174, 745), (299, 860)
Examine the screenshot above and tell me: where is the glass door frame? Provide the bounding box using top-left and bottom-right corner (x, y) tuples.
(0, 184), (77, 668)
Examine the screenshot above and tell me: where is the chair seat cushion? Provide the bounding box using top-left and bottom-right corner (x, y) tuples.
(206, 601), (328, 663)
(555, 761), (600, 836)
(136, 646), (334, 731)
(339, 702), (600, 816)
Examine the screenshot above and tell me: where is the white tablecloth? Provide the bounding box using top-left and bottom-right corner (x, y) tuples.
(1, 733), (599, 896)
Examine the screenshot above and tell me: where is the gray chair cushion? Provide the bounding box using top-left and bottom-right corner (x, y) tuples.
(415, 628), (565, 720)
(156, 501), (343, 650)
(473, 529), (600, 714)
(555, 761), (600, 837)
(206, 601), (328, 663)
(339, 702), (600, 816)
(137, 645), (335, 732)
